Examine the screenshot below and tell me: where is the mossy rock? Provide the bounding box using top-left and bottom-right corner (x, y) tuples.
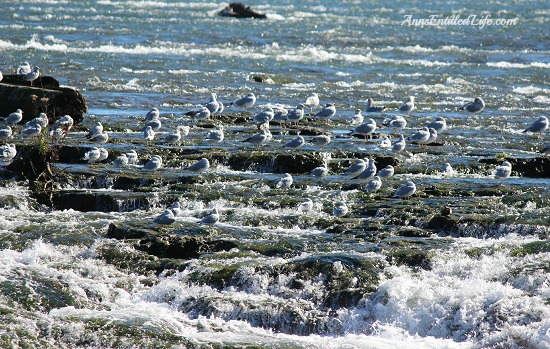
(510, 240), (550, 257)
(426, 215), (460, 234)
(386, 248), (433, 270)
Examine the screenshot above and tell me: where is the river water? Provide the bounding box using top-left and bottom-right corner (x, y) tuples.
(0, 1), (549, 348)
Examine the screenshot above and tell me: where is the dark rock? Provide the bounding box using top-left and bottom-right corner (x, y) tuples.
(107, 223), (238, 260)
(219, 2), (267, 19)
(250, 74), (275, 84)
(386, 248), (432, 270)
(426, 215), (460, 233)
(226, 151), (323, 174)
(0, 76), (87, 124)
(479, 157), (550, 178)
(34, 191), (153, 212)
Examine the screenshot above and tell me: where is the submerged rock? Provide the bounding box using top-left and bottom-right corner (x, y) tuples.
(218, 2), (267, 19)
(479, 157), (550, 178)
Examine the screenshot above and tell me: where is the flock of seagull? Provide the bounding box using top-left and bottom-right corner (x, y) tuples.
(1, 63), (549, 225)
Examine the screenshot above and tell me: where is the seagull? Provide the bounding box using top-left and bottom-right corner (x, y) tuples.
(252, 107), (274, 124)
(426, 127), (438, 145)
(315, 103), (336, 120)
(83, 147), (101, 163)
(0, 70), (2, 82)
(387, 115), (407, 133)
(217, 102), (224, 115)
(231, 92), (256, 111)
(98, 147), (109, 162)
(344, 159), (367, 177)
(85, 122), (103, 139)
(205, 125), (224, 148)
(378, 134), (392, 149)
(377, 165), (394, 180)
(154, 209), (176, 225)
(5, 109), (23, 125)
(89, 131), (108, 144)
(143, 126), (156, 145)
(51, 115), (74, 139)
(272, 107), (288, 125)
(0, 126), (13, 142)
(144, 107), (160, 122)
(357, 159), (377, 181)
(523, 116), (548, 139)
(409, 127), (431, 147)
(310, 164), (329, 177)
(25, 113), (49, 129)
(393, 180), (417, 198)
(304, 93), (320, 111)
(163, 126), (186, 145)
(297, 198), (314, 213)
(242, 129), (270, 148)
(350, 109), (363, 126)
(426, 116), (447, 133)
(364, 176), (382, 192)
(442, 163), (454, 176)
(332, 202), (349, 217)
(398, 96), (415, 115)
(541, 144), (550, 156)
(194, 106), (211, 121)
(112, 153), (129, 167)
(275, 173), (293, 188)
(186, 158), (210, 172)
(366, 98), (386, 112)
(311, 134), (331, 148)
(16, 62), (31, 75)
(21, 124), (42, 138)
(126, 150), (139, 165)
(0, 144), (17, 163)
(460, 97), (485, 115)
(284, 135), (305, 149)
(143, 117), (162, 131)
(492, 161), (512, 180)
(200, 208), (220, 224)
(205, 93), (220, 115)
(286, 104), (305, 125)
(142, 155), (163, 171)
(25, 66), (40, 86)
(392, 134), (407, 154)
(353, 118), (377, 140)
(169, 202), (181, 217)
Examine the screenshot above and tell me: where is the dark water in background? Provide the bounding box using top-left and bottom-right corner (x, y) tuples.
(0, 1), (549, 348)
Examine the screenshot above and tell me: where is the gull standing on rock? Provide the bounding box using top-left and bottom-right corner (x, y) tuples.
(392, 134), (407, 154)
(25, 66), (40, 86)
(186, 158), (210, 173)
(364, 176), (382, 192)
(242, 129), (270, 148)
(426, 127), (438, 145)
(366, 98), (386, 112)
(315, 103), (336, 121)
(16, 62), (31, 75)
(231, 92), (256, 111)
(378, 134), (392, 149)
(143, 115), (162, 131)
(344, 159), (367, 177)
(205, 125), (224, 148)
(83, 147), (101, 163)
(142, 155), (163, 171)
(205, 93), (220, 115)
(377, 165), (394, 180)
(154, 209), (176, 225)
(297, 198), (314, 213)
(276, 173), (293, 188)
(332, 202), (349, 217)
(492, 161), (512, 181)
(460, 97), (485, 115)
(200, 208), (220, 225)
(311, 133), (331, 149)
(26, 113), (49, 129)
(144, 107), (159, 122)
(98, 148), (109, 162)
(284, 135), (305, 149)
(272, 107), (288, 125)
(0, 126), (13, 142)
(523, 116), (548, 139)
(253, 107), (274, 124)
(353, 118), (377, 140)
(143, 125), (155, 145)
(286, 104), (305, 125)
(126, 150), (138, 165)
(357, 159), (377, 181)
(112, 153), (129, 167)
(398, 96), (415, 115)
(426, 116), (447, 133)
(21, 124), (42, 139)
(541, 144), (550, 156)
(86, 122), (103, 139)
(387, 115), (407, 134)
(393, 180), (416, 198)
(163, 126), (187, 145)
(310, 163), (329, 177)
(350, 109), (363, 126)
(304, 93), (320, 112)
(442, 163), (454, 176)
(4, 109), (23, 126)
(409, 127), (431, 147)
(90, 131), (109, 144)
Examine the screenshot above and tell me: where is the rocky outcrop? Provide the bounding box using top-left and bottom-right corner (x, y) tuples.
(0, 75), (87, 124)
(218, 2), (267, 19)
(479, 157), (550, 178)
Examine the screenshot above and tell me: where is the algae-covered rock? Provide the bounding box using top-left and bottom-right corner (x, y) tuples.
(386, 248), (433, 270)
(479, 157), (550, 178)
(426, 215), (460, 234)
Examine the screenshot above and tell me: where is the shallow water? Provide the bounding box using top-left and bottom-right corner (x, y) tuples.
(1, 1), (549, 348)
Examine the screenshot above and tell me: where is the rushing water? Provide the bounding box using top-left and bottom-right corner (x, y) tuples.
(1, 1), (549, 348)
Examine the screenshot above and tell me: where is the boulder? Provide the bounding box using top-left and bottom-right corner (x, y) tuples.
(218, 2), (267, 19)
